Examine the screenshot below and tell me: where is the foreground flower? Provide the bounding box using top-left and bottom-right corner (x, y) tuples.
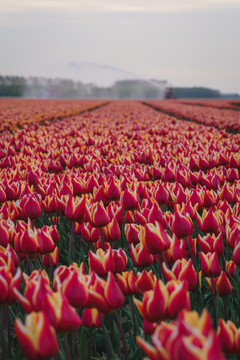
(162, 258), (197, 291)
(59, 270), (89, 308)
(120, 186), (139, 210)
(170, 211), (194, 239)
(14, 270), (52, 312)
(42, 292), (82, 332)
(88, 272), (125, 313)
(15, 311), (59, 360)
(200, 252), (221, 278)
(130, 243), (154, 267)
(82, 308), (103, 328)
(217, 318), (240, 353)
(196, 208), (224, 235)
(134, 279), (190, 322)
(0, 266), (21, 304)
(206, 271), (232, 297)
(116, 270), (137, 295)
(137, 309), (225, 360)
(86, 201), (110, 227)
(141, 221), (171, 254)
(21, 193), (42, 220)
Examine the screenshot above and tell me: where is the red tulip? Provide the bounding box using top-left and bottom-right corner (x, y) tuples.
(200, 252), (221, 278)
(217, 319), (240, 353)
(120, 186), (139, 210)
(86, 201), (110, 227)
(15, 311), (59, 360)
(42, 292), (82, 332)
(162, 258), (197, 291)
(170, 211), (193, 239)
(130, 243), (154, 268)
(141, 221), (171, 254)
(82, 308), (103, 328)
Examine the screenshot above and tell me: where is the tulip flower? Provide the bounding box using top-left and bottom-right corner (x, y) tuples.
(42, 194), (58, 213)
(217, 319), (240, 353)
(80, 222), (100, 243)
(164, 234), (186, 265)
(233, 241), (240, 267)
(162, 258), (197, 291)
(15, 311), (59, 360)
(21, 193), (42, 220)
(134, 279), (190, 322)
(112, 248), (128, 273)
(198, 233), (224, 256)
(14, 270), (52, 312)
(143, 319), (157, 335)
(218, 183), (236, 203)
(206, 271), (232, 297)
(42, 246), (59, 267)
(82, 308), (103, 328)
(88, 272), (125, 313)
(88, 248), (115, 276)
(141, 221), (171, 254)
(107, 201), (124, 225)
(120, 186), (140, 210)
(225, 260), (236, 277)
(148, 202), (168, 228)
(60, 270), (89, 308)
(0, 266), (21, 304)
(124, 223), (141, 244)
(181, 331), (225, 360)
(178, 308), (213, 336)
(0, 184), (6, 203)
(86, 201), (110, 228)
(64, 195), (85, 223)
(0, 244), (17, 274)
(42, 292), (82, 332)
(38, 226), (56, 254)
(136, 270), (157, 293)
(200, 252), (221, 278)
(130, 243), (154, 268)
(15, 226), (39, 254)
(0, 219), (15, 247)
(137, 309), (225, 360)
(170, 211), (194, 239)
(153, 182), (169, 205)
(105, 177), (121, 200)
(93, 185), (109, 205)
(116, 270), (137, 295)
(196, 207), (224, 235)
(101, 217), (121, 242)
(226, 223), (240, 249)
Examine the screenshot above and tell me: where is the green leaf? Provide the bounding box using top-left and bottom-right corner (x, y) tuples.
(79, 329), (88, 360)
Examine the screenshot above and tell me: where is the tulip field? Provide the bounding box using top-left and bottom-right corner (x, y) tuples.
(1, 98), (240, 360)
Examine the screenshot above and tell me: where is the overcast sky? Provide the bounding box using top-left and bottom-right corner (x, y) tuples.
(1, 0), (240, 93)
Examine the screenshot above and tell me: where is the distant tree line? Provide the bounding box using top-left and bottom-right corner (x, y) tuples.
(172, 87), (222, 99)
(0, 75), (237, 99)
(0, 76), (26, 97)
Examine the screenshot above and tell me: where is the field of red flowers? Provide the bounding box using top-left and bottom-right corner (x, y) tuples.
(1, 98), (240, 359)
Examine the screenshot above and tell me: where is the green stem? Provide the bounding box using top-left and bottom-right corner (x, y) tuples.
(47, 253), (54, 281)
(26, 254), (33, 275)
(115, 311), (128, 360)
(64, 333), (71, 360)
(211, 278), (217, 329)
(70, 221), (74, 263)
(100, 227), (106, 251)
(1, 306), (5, 360)
(130, 296), (136, 339)
(87, 328), (93, 360)
(99, 312), (110, 360)
(6, 306), (11, 360)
